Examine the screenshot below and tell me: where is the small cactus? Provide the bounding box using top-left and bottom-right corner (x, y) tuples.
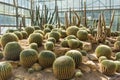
(114, 61), (120, 73)
(66, 26), (79, 36)
(47, 37), (56, 44)
(48, 31), (60, 42)
(98, 56), (107, 63)
(68, 39), (80, 49)
(0, 51), (3, 60)
(77, 30), (88, 41)
(114, 41), (120, 51)
(44, 41), (54, 51)
(34, 30), (44, 36)
(21, 31), (28, 39)
(25, 27), (35, 36)
(115, 52), (120, 60)
(60, 39), (69, 47)
(29, 43), (39, 52)
(65, 35), (76, 40)
(14, 31), (23, 40)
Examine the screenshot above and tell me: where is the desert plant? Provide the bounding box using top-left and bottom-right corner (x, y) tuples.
(60, 39), (69, 47)
(65, 35), (77, 40)
(29, 43), (39, 52)
(0, 51), (3, 60)
(3, 42), (22, 61)
(21, 31), (28, 39)
(100, 60), (116, 76)
(114, 61), (120, 73)
(0, 62), (12, 80)
(59, 30), (67, 38)
(43, 28), (51, 35)
(66, 26), (79, 36)
(34, 30), (44, 35)
(77, 30), (88, 41)
(95, 45), (112, 58)
(117, 36), (120, 41)
(98, 56), (107, 63)
(47, 37), (56, 44)
(28, 33), (43, 47)
(68, 39), (80, 49)
(20, 49), (38, 68)
(34, 26), (40, 30)
(1, 33), (18, 48)
(14, 31), (23, 40)
(115, 52), (120, 60)
(114, 41), (120, 51)
(48, 31), (60, 42)
(43, 24), (54, 30)
(53, 56), (75, 79)
(44, 41), (54, 51)
(38, 50), (56, 68)
(25, 27), (35, 36)
(65, 50), (82, 68)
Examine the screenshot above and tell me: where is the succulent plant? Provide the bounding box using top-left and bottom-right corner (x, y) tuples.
(75, 70), (83, 78)
(43, 28), (51, 35)
(44, 41), (54, 51)
(0, 51), (3, 60)
(28, 33), (43, 47)
(114, 61), (120, 73)
(98, 56), (107, 63)
(21, 31), (28, 39)
(28, 68), (34, 74)
(80, 50), (87, 56)
(0, 62), (12, 80)
(38, 50), (56, 68)
(65, 50), (82, 68)
(14, 31), (23, 40)
(114, 41), (120, 51)
(43, 24), (54, 30)
(115, 52), (120, 60)
(29, 43), (39, 52)
(47, 37), (56, 44)
(100, 60), (116, 76)
(34, 26), (40, 30)
(20, 49), (38, 68)
(66, 26), (79, 36)
(68, 39), (80, 49)
(117, 36), (120, 41)
(77, 30), (88, 41)
(34, 30), (44, 35)
(60, 39), (69, 47)
(59, 30), (67, 38)
(3, 42), (22, 61)
(53, 56), (75, 80)
(48, 31), (60, 42)
(25, 27), (35, 36)
(32, 63), (42, 71)
(95, 45), (112, 58)
(1, 33), (18, 48)
(65, 35), (77, 40)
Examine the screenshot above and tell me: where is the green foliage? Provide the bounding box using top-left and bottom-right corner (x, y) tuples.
(0, 62), (12, 80)
(28, 33), (43, 47)
(3, 42), (22, 61)
(53, 56), (75, 80)
(65, 50), (82, 68)
(77, 30), (88, 41)
(1, 33), (18, 48)
(25, 27), (35, 36)
(95, 45), (112, 58)
(100, 60), (116, 76)
(66, 26), (79, 36)
(20, 49), (38, 68)
(38, 50), (56, 68)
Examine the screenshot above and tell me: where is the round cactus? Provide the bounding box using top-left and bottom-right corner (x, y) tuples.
(3, 42), (22, 61)
(77, 30), (88, 41)
(0, 51), (3, 60)
(6, 29), (15, 33)
(100, 60), (116, 76)
(47, 37), (56, 44)
(20, 49), (38, 68)
(68, 39), (80, 49)
(48, 31), (60, 42)
(65, 50), (82, 68)
(43, 28), (51, 34)
(61, 39), (69, 47)
(65, 35), (77, 40)
(43, 24), (54, 30)
(115, 52), (120, 60)
(25, 27), (35, 36)
(114, 41), (120, 51)
(0, 62), (12, 80)
(117, 36), (120, 41)
(95, 45), (112, 58)
(53, 56), (75, 80)
(38, 50), (56, 68)
(28, 33), (43, 47)
(114, 61), (120, 73)
(29, 43), (39, 52)
(14, 31), (23, 40)
(44, 41), (54, 51)
(1, 33), (18, 48)
(21, 31), (28, 39)
(34, 30), (44, 36)
(98, 56), (107, 63)
(66, 26), (79, 36)
(28, 68), (34, 74)
(59, 30), (67, 38)
(34, 26), (40, 30)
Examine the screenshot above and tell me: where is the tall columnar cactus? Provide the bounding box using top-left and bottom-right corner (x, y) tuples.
(44, 41), (54, 51)
(68, 39), (80, 49)
(25, 27), (35, 36)
(100, 60), (116, 76)
(14, 31), (23, 40)
(95, 45), (112, 58)
(77, 30), (88, 41)
(3, 42), (22, 61)
(28, 33), (43, 47)
(1, 33), (18, 48)
(29, 43), (39, 52)
(38, 50), (56, 68)
(0, 62), (12, 80)
(20, 49), (38, 68)
(48, 31), (60, 42)
(65, 50), (82, 68)
(53, 56), (75, 80)
(66, 26), (79, 36)
(21, 31), (28, 39)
